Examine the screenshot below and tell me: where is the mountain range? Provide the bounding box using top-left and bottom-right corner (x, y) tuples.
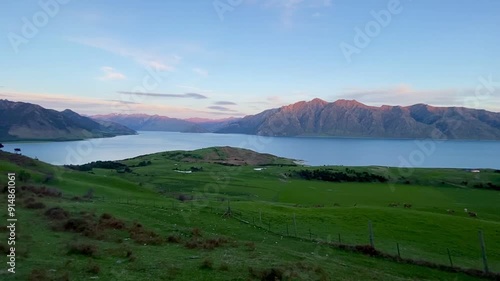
(0, 100), (136, 142)
(216, 99), (500, 140)
(1, 98), (500, 141)
(91, 114), (238, 133)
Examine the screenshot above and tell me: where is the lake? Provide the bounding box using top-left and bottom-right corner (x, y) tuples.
(2, 131), (500, 169)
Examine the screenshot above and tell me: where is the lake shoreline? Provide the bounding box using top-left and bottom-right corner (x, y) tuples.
(1, 131), (499, 169)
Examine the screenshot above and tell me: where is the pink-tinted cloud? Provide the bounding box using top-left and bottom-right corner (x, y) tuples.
(0, 91), (222, 118)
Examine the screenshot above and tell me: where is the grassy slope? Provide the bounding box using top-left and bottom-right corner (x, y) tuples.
(0, 149), (499, 280)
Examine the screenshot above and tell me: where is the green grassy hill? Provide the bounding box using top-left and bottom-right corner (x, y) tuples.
(0, 148), (499, 280)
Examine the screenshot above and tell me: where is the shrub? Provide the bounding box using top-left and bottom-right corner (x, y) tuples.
(184, 236), (229, 250)
(136, 160), (152, 167)
(20, 185), (62, 197)
(45, 207), (69, 220)
(126, 250), (133, 258)
(99, 214), (126, 230)
(295, 169), (388, 183)
(101, 213), (112, 220)
(65, 161), (129, 171)
(29, 269), (49, 281)
(0, 243), (9, 254)
(177, 194), (193, 202)
(64, 218), (93, 233)
(68, 243), (98, 257)
(167, 234), (182, 244)
(24, 197), (36, 205)
(354, 245), (380, 257)
(26, 202), (46, 209)
(192, 227), (202, 237)
(184, 239), (200, 249)
(129, 224), (164, 245)
(249, 266), (284, 281)
(190, 166), (203, 172)
(19, 170), (31, 182)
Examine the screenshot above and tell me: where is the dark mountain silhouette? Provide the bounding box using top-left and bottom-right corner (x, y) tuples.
(215, 99), (500, 140)
(0, 100), (136, 141)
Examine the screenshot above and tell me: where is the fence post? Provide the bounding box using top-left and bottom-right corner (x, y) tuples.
(309, 229), (312, 240)
(338, 233), (341, 244)
(397, 243), (401, 259)
(368, 220), (374, 248)
(447, 248), (453, 267)
(293, 213), (297, 237)
(478, 230), (489, 273)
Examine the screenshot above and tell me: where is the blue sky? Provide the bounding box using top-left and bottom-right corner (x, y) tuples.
(1, 0), (499, 118)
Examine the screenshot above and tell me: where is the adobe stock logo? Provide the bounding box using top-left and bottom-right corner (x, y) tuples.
(339, 0), (411, 64)
(7, 0), (71, 54)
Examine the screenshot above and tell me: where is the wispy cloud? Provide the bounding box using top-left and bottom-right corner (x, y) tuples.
(207, 105), (237, 112)
(118, 91), (208, 99)
(214, 101), (237, 105)
(192, 67), (208, 77)
(0, 91), (213, 117)
(98, 66), (126, 81)
(69, 37), (179, 71)
(106, 99), (139, 105)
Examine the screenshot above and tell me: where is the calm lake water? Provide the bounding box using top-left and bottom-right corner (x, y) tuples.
(2, 131), (500, 169)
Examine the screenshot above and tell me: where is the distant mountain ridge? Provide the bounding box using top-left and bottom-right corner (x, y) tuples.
(215, 99), (500, 140)
(4, 98), (499, 141)
(0, 100), (136, 141)
(92, 114), (239, 133)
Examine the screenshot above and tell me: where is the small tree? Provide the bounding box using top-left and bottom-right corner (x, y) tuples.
(0, 143), (4, 150)
(14, 148), (21, 154)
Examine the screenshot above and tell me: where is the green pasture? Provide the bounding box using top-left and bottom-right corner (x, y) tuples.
(0, 148), (499, 280)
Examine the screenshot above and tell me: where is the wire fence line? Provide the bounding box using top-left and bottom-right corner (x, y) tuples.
(93, 196), (499, 277)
